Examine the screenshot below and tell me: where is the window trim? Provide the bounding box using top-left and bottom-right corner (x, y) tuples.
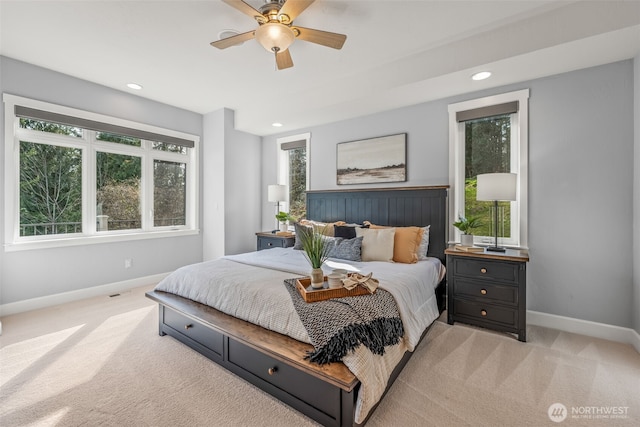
(448, 89), (529, 249)
(3, 94), (199, 252)
(276, 132), (310, 213)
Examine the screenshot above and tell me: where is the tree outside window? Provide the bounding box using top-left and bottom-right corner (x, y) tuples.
(464, 115), (512, 239)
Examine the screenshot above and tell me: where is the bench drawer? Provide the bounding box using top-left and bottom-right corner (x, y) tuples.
(163, 308), (223, 357)
(227, 339), (340, 418)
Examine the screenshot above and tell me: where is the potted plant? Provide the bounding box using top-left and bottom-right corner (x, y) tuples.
(275, 211), (294, 232)
(453, 215), (482, 246)
(297, 225), (331, 288)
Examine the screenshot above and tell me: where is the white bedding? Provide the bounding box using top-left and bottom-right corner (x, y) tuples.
(155, 247), (443, 423)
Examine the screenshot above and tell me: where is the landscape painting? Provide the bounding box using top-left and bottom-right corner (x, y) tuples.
(336, 133), (407, 185)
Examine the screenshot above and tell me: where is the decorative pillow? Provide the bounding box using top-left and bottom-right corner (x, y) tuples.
(327, 236), (363, 261)
(299, 219), (345, 237)
(363, 221), (424, 264)
(355, 227), (395, 262)
(417, 225), (431, 260)
(334, 224), (357, 239)
(293, 222), (312, 250)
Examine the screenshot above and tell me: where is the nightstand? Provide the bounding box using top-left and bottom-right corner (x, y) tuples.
(256, 232), (295, 251)
(445, 247), (529, 342)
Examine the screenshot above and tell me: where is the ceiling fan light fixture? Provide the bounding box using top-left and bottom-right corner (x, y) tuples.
(255, 22), (295, 53)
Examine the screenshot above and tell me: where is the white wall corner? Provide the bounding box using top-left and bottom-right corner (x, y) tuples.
(528, 310), (640, 354)
(0, 273), (169, 317)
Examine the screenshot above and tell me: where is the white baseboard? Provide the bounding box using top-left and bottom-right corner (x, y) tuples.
(528, 310), (640, 353)
(0, 273), (169, 317)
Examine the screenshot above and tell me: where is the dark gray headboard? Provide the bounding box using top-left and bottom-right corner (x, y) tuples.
(306, 186), (449, 263)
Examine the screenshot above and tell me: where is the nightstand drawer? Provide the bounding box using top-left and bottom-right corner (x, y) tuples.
(453, 299), (517, 328)
(453, 258), (519, 283)
(453, 278), (518, 305)
(256, 233), (295, 251)
(258, 236), (283, 250)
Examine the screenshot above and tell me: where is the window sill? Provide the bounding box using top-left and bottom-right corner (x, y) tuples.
(4, 228), (200, 252)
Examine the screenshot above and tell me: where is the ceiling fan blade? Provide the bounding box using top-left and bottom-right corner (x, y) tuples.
(210, 30), (255, 49)
(294, 26), (346, 49)
(278, 0), (315, 22)
(222, 0), (263, 21)
(276, 49), (294, 70)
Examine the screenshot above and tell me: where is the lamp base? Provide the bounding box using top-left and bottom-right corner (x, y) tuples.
(486, 246), (506, 253)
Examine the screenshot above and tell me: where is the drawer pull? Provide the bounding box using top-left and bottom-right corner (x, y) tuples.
(480, 268), (487, 274)
(184, 324), (193, 330)
(268, 367), (278, 376)
(480, 289), (487, 295)
(480, 310), (487, 316)
(268, 242), (273, 246)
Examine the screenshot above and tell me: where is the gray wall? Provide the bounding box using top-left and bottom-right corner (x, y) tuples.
(202, 107), (261, 261)
(262, 60), (636, 330)
(634, 53), (640, 334)
(0, 57), (204, 305)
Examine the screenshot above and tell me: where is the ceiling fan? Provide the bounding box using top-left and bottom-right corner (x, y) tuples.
(211, 0), (347, 70)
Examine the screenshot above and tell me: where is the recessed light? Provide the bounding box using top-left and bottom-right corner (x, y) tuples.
(127, 83), (143, 90)
(272, 122), (283, 127)
(471, 71), (491, 81)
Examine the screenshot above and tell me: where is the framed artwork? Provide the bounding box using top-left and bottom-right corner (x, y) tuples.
(336, 133), (407, 185)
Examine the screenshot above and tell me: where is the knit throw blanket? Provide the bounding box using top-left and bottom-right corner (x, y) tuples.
(283, 278), (404, 365)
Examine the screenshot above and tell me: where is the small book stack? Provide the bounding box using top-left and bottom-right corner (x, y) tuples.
(454, 245), (484, 253)
(276, 231), (294, 237)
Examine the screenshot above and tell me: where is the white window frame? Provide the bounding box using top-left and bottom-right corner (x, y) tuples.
(448, 89), (529, 249)
(276, 132), (311, 213)
(3, 94), (199, 251)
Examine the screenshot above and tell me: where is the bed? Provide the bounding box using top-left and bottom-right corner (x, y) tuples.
(146, 186), (448, 426)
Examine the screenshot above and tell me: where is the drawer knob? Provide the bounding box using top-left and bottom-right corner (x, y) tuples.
(480, 289), (487, 295)
(481, 310), (487, 317)
(480, 268), (487, 274)
(184, 324), (193, 330)
(268, 242), (273, 246)
(268, 367), (278, 376)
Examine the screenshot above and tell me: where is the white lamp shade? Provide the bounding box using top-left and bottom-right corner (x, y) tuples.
(476, 173), (517, 201)
(267, 184), (287, 202)
(255, 23), (295, 53)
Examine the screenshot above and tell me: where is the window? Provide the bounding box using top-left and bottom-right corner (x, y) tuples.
(4, 94), (199, 250)
(277, 133), (310, 220)
(448, 89), (529, 248)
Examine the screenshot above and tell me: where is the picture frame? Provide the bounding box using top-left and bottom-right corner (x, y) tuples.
(336, 133), (407, 185)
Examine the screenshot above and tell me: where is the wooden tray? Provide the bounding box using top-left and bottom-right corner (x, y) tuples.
(295, 276), (372, 303)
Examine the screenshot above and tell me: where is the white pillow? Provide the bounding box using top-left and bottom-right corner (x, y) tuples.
(356, 227), (396, 262)
(418, 225), (431, 260)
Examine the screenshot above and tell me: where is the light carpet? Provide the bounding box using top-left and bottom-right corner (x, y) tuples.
(1, 285), (638, 426)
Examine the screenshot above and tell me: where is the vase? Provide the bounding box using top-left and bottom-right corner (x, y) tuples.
(279, 222), (288, 232)
(460, 234), (474, 246)
(310, 267), (324, 289)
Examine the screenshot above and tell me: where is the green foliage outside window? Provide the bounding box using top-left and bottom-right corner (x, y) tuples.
(288, 146), (307, 220)
(20, 141), (83, 235)
(464, 115), (512, 238)
(18, 118), (189, 235)
(96, 152), (142, 230)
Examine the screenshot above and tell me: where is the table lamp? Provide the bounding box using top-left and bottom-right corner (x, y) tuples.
(476, 173), (517, 252)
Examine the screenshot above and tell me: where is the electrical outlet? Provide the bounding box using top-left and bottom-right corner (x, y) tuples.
(124, 258), (132, 269)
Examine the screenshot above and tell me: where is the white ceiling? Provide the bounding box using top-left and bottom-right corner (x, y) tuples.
(1, 1), (639, 136)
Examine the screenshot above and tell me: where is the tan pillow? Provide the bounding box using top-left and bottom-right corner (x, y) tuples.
(299, 220), (345, 237)
(355, 227), (395, 262)
(364, 222), (424, 264)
